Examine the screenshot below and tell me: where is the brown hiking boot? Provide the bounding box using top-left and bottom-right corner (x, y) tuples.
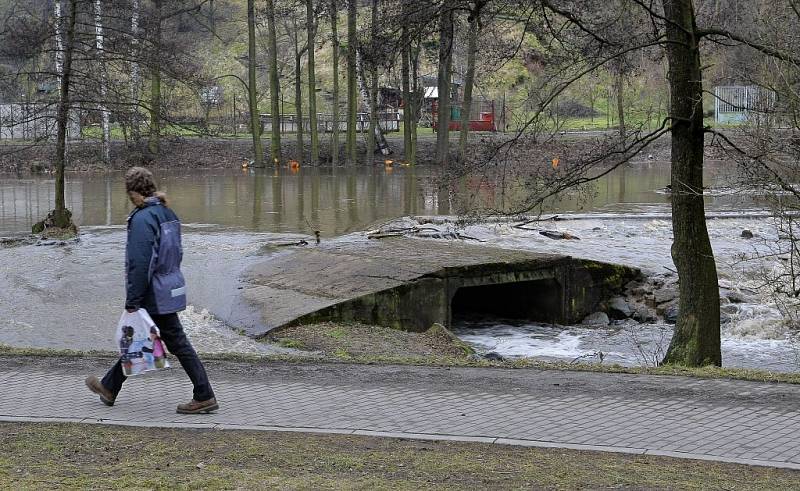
(85, 376), (115, 406)
(176, 398), (219, 414)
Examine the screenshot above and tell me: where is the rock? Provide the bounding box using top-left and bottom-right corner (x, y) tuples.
(0, 235), (38, 248)
(741, 230), (754, 239)
(632, 304), (657, 323)
(624, 280), (651, 297)
(484, 352), (505, 361)
(720, 304), (739, 315)
(581, 312), (610, 326)
(608, 296), (634, 319)
(653, 287), (679, 305)
(726, 291), (748, 304)
(664, 304), (679, 324)
(720, 312), (733, 325)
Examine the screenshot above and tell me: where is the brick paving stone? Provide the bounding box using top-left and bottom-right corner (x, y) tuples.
(2, 366), (800, 468)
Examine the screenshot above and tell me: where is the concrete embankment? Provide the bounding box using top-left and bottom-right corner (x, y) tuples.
(240, 237), (640, 336)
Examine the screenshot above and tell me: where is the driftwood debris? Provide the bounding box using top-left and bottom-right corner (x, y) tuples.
(539, 230), (580, 240)
(276, 239), (310, 247)
(367, 226), (483, 242)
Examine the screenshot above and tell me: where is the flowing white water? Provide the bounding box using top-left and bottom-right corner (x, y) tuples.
(382, 214), (800, 371)
(0, 227), (302, 354)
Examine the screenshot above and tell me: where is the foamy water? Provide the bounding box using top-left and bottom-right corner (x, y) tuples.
(0, 227), (307, 354)
(381, 214), (800, 372)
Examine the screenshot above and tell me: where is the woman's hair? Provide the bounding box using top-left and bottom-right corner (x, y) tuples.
(125, 167), (157, 197)
(125, 167), (168, 206)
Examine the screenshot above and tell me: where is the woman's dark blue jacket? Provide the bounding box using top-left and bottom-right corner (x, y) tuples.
(125, 197), (187, 314)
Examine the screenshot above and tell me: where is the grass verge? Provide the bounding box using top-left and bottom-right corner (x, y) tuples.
(1, 422), (797, 490)
(3, 340), (800, 386)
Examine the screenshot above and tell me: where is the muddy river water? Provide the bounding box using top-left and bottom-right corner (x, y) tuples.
(1, 163), (797, 370)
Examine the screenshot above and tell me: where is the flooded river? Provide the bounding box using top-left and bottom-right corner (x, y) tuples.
(1, 163), (797, 371)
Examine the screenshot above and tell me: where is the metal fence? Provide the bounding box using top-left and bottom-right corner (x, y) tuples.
(0, 103), (81, 140)
(260, 112), (401, 134)
(714, 86), (776, 124)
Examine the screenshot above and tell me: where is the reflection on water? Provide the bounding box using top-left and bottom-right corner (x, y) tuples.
(0, 167), (434, 235)
(0, 162), (756, 235)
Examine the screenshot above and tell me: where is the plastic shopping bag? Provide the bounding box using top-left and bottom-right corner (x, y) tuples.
(114, 309), (170, 376)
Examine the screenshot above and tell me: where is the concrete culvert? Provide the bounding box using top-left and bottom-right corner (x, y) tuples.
(451, 279), (563, 324)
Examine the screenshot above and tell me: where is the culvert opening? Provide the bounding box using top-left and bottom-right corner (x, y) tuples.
(451, 279), (563, 324)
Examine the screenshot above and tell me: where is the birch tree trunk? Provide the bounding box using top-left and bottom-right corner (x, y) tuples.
(266, 0), (282, 164)
(356, 49), (390, 155)
(329, 0), (340, 164)
(306, 0), (319, 163)
(54, 1), (63, 95)
(661, 0), (721, 366)
(345, 0), (358, 164)
(247, 0), (264, 167)
(93, 0), (110, 163)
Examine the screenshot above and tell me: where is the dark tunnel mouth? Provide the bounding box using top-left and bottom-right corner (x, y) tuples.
(451, 279), (563, 324)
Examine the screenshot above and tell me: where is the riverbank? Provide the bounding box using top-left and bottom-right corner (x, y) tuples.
(3, 422), (796, 490)
(0, 131), (679, 173)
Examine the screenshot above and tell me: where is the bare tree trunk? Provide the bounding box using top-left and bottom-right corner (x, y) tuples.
(247, 0), (264, 167)
(459, 3), (482, 163)
(306, 0), (319, 163)
(436, 0), (454, 166)
(410, 40), (419, 163)
(329, 0), (340, 164)
(366, 0), (378, 161)
(615, 67), (626, 140)
(661, 0), (721, 366)
(295, 41), (305, 163)
(148, 0), (162, 155)
(345, 0), (358, 164)
(266, 0), (282, 164)
(93, 0), (110, 163)
(130, 0), (141, 141)
(401, 20), (412, 164)
(52, 0), (77, 229)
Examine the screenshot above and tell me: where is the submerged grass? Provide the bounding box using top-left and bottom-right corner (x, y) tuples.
(1, 422), (797, 490)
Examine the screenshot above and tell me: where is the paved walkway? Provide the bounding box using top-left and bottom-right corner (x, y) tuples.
(2, 357), (800, 470)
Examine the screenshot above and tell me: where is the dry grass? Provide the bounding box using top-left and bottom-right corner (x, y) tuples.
(1, 422), (798, 490)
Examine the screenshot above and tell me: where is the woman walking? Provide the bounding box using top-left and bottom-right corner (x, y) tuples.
(86, 167), (218, 414)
